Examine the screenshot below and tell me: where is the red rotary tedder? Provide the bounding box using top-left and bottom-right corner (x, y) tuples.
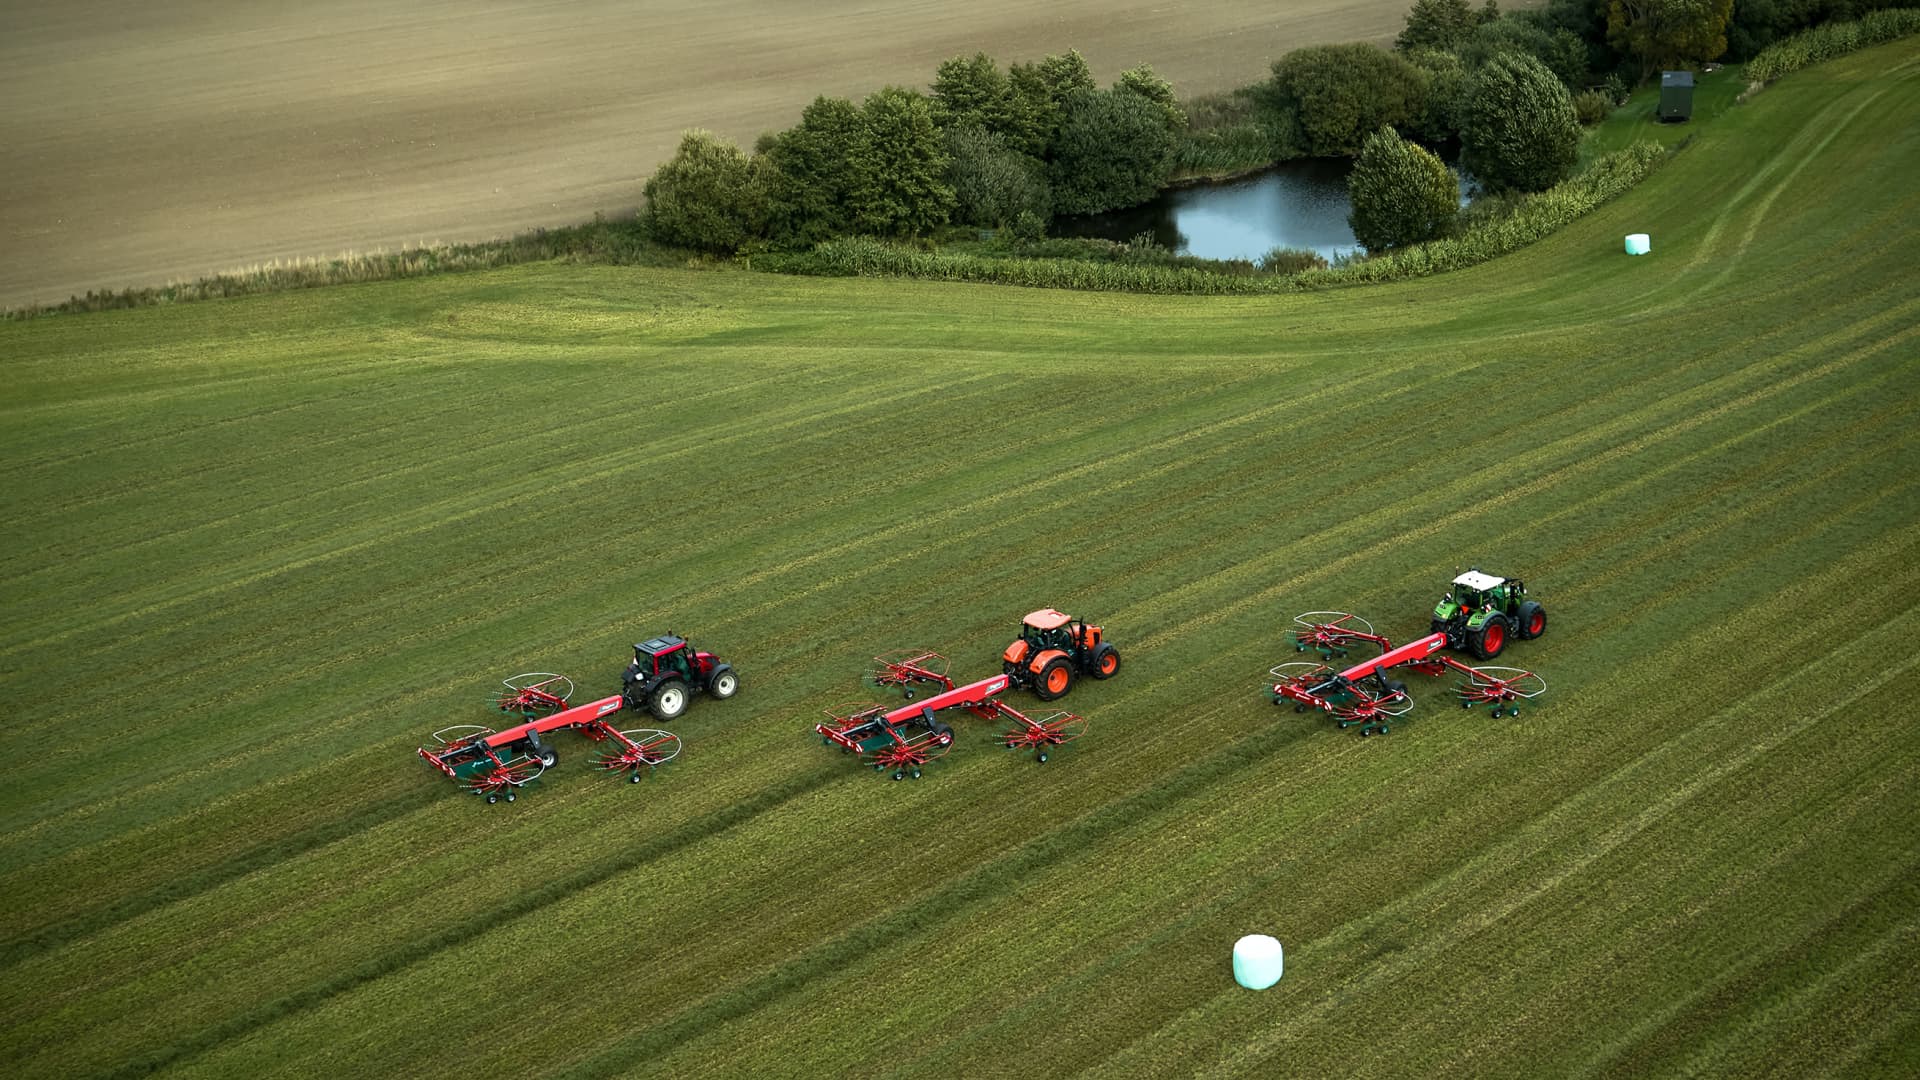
(418, 673), (682, 803)
(816, 649), (1089, 779)
(1271, 612), (1546, 736)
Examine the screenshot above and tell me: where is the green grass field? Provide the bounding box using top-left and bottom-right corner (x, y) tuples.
(3, 39), (1917, 1079)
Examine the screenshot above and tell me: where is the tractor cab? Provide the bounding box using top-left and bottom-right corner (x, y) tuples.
(1015, 608), (1105, 653)
(629, 635), (695, 684)
(1430, 568), (1545, 660)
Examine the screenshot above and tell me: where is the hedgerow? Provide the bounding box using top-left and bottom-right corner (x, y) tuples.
(1745, 8), (1920, 84)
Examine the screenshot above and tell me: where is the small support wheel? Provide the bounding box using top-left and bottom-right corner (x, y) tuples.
(486, 794), (499, 804)
(892, 771), (905, 781)
(1037, 751), (1049, 763)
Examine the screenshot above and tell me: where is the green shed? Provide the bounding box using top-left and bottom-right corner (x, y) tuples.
(1660, 70), (1695, 122)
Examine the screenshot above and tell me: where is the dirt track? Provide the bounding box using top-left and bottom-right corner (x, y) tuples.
(0, 0), (1423, 308)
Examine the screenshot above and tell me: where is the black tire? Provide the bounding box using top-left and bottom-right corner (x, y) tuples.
(1033, 655), (1074, 701)
(1468, 614), (1509, 660)
(1088, 642), (1121, 680)
(1384, 679), (1408, 700)
(933, 723), (955, 746)
(1515, 601), (1547, 640)
(706, 665), (739, 699)
(536, 746), (558, 769)
(648, 677), (690, 721)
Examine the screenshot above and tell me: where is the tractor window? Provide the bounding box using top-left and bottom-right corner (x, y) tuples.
(663, 651), (692, 680)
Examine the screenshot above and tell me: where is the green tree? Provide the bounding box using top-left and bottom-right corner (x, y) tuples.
(1114, 63), (1187, 130)
(1047, 87), (1176, 214)
(931, 53), (1013, 132)
(1460, 16), (1594, 89)
(943, 125), (1052, 228)
(851, 87), (955, 237)
(641, 130), (768, 253)
(1405, 47), (1471, 143)
(1460, 52), (1581, 192)
(1006, 49), (1099, 158)
(1397, 0), (1485, 51)
(1347, 126), (1459, 251)
(1260, 44), (1428, 158)
(1607, 0), (1736, 77)
(763, 97), (867, 247)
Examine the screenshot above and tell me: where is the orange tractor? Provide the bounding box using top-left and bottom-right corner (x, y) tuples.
(1001, 608), (1121, 701)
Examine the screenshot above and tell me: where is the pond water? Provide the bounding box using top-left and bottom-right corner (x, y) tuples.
(1054, 156), (1471, 264)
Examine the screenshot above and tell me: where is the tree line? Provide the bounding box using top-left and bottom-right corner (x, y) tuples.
(643, 0), (1908, 259)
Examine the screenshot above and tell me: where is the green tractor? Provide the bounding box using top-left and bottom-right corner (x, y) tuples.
(1430, 569), (1547, 660)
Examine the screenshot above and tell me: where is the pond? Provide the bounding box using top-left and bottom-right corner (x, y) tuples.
(1054, 156), (1471, 264)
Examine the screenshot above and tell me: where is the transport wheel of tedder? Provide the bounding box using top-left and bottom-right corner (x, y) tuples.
(707, 666), (739, 699)
(1469, 614), (1509, 660)
(1034, 656), (1074, 701)
(649, 678), (690, 721)
(1090, 643), (1121, 680)
(1516, 601), (1547, 640)
(535, 744), (558, 768)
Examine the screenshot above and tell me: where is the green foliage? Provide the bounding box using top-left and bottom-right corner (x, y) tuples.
(1047, 88), (1177, 215)
(850, 87), (955, 238)
(1461, 16), (1595, 89)
(763, 96), (868, 248)
(1461, 52), (1583, 192)
(1398, 0), (1489, 52)
(931, 53), (1014, 132)
(1746, 7), (1920, 80)
(1004, 49), (1099, 158)
(944, 125), (1052, 228)
(1572, 87), (1617, 124)
(641, 130), (768, 253)
(1607, 0), (1737, 76)
(1405, 47), (1472, 143)
(1173, 89), (1297, 175)
(1260, 43), (1429, 158)
(1114, 63), (1187, 130)
(1347, 127), (1460, 252)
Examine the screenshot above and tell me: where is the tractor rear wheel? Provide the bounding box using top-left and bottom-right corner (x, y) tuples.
(707, 665), (739, 699)
(1034, 656), (1074, 701)
(1516, 601), (1547, 640)
(1089, 643), (1121, 680)
(1468, 615), (1509, 660)
(649, 678), (690, 721)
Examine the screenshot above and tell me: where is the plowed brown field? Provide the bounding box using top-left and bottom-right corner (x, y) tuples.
(0, 0), (1434, 308)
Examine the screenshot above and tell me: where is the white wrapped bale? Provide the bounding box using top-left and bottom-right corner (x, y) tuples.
(1232, 934), (1284, 989)
(1625, 233), (1651, 255)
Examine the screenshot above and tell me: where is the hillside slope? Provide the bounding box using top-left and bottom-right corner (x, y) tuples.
(1, 38), (1915, 1079)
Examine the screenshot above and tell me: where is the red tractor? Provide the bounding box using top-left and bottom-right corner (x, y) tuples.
(621, 633), (738, 721)
(1001, 608), (1121, 701)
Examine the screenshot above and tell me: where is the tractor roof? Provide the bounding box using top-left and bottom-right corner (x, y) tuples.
(1023, 608), (1074, 630)
(635, 634), (687, 655)
(1452, 570), (1506, 591)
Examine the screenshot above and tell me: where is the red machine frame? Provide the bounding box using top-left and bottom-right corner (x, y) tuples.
(1272, 612), (1545, 736)
(418, 674), (681, 802)
(816, 650), (1088, 778)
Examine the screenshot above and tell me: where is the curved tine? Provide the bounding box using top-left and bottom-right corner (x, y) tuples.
(824, 701), (890, 725)
(1293, 611), (1375, 637)
(1467, 666), (1549, 699)
(503, 672), (575, 702)
(430, 724), (495, 746)
(619, 728), (683, 765)
(1037, 713), (1090, 742)
(1269, 661), (1333, 681)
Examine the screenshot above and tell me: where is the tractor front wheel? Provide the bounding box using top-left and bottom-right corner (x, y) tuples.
(707, 665), (739, 699)
(1516, 601), (1547, 640)
(649, 678), (690, 721)
(1034, 656), (1074, 701)
(1469, 615), (1509, 660)
(1089, 643), (1121, 680)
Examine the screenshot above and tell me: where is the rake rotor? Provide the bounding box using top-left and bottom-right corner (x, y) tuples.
(999, 710), (1087, 762)
(865, 649), (953, 699)
(496, 672), (575, 716)
(1453, 666), (1547, 718)
(589, 726), (682, 781)
(1290, 612), (1389, 660)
